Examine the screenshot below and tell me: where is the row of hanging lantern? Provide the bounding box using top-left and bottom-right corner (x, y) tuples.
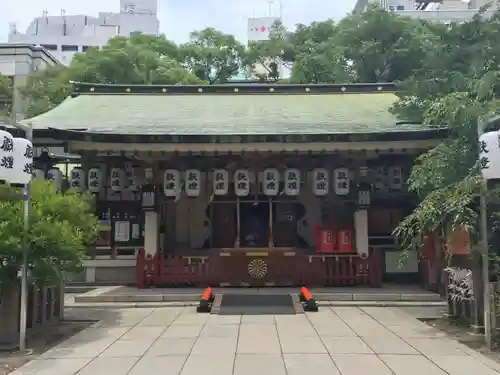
(0, 129), (34, 186)
(162, 167), (404, 197)
(57, 165), (405, 196)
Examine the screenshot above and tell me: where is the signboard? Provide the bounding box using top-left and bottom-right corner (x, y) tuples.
(247, 17), (279, 42)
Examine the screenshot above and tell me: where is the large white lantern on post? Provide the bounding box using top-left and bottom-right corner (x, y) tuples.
(0, 129), (14, 183)
(10, 137), (33, 185)
(47, 167), (62, 191)
(480, 130), (500, 180)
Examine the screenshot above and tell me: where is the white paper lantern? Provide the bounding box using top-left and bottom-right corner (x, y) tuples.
(125, 168), (138, 191)
(284, 168), (300, 196)
(0, 129), (14, 183)
(32, 169), (45, 180)
(480, 130), (500, 180)
(334, 168), (350, 195)
(263, 168), (279, 196)
(10, 137), (33, 185)
(164, 169), (180, 197)
(234, 169), (250, 197)
(185, 169), (201, 197)
(387, 166), (403, 190)
(47, 168), (62, 191)
(70, 167), (85, 191)
(110, 168), (124, 191)
(87, 167), (102, 193)
(312, 168), (329, 196)
(213, 169), (228, 195)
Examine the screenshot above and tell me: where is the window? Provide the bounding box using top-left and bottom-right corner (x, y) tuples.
(82, 45), (89, 52)
(396, 5), (404, 10)
(40, 44), (57, 51)
(61, 45), (79, 52)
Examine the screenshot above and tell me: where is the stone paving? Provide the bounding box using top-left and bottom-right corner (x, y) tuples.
(10, 306), (500, 375)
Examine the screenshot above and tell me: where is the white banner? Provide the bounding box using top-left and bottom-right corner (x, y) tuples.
(234, 169), (250, 196)
(263, 168), (279, 196)
(213, 169), (228, 195)
(284, 168), (300, 196)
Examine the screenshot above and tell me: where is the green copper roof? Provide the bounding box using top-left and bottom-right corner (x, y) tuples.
(22, 82), (428, 136)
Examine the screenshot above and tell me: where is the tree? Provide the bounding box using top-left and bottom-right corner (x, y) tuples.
(0, 179), (99, 284)
(180, 28), (246, 83)
(245, 21), (293, 81)
(21, 33), (204, 117)
(392, 8), (500, 253)
(0, 74), (13, 121)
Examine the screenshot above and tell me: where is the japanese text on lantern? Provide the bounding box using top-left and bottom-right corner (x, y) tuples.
(285, 168), (300, 196)
(213, 169), (228, 195)
(234, 170), (250, 196)
(186, 169), (200, 197)
(313, 168), (329, 196)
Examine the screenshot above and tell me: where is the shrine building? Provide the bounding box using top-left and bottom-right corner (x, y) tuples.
(19, 82), (447, 287)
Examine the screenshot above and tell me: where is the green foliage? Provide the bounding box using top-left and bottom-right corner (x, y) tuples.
(392, 7), (500, 252)
(0, 180), (99, 285)
(180, 28), (246, 83)
(22, 33), (204, 117)
(0, 74), (13, 121)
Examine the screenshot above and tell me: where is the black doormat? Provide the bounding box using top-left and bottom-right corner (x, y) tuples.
(218, 293), (296, 315)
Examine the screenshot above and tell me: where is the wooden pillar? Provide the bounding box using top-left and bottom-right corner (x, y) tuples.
(268, 197), (274, 247)
(235, 197), (241, 248)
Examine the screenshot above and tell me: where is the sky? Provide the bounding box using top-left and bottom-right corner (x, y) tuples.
(0, 0), (356, 43)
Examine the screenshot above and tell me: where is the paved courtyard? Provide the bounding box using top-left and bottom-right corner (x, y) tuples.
(11, 306), (500, 375)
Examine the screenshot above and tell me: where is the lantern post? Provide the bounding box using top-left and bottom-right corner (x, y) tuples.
(1, 120), (32, 354)
(477, 114), (500, 350)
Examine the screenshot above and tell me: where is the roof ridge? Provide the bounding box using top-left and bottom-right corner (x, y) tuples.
(70, 81), (397, 96)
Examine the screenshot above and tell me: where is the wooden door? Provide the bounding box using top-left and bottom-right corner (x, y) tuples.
(211, 203), (236, 248)
(273, 202), (297, 247)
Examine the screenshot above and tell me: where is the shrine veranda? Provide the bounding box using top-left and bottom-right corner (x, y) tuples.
(15, 82), (447, 287)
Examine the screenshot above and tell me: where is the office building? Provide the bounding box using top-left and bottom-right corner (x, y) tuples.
(8, 0), (159, 65)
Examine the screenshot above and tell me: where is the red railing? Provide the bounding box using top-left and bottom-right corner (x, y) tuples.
(136, 248), (383, 288)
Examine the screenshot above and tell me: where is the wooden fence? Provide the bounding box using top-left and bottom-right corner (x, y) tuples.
(136, 249), (382, 288)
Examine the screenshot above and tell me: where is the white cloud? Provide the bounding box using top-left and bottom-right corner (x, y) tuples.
(0, 0), (355, 43)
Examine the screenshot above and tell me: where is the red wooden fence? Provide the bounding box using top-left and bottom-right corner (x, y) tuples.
(136, 249), (383, 288)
